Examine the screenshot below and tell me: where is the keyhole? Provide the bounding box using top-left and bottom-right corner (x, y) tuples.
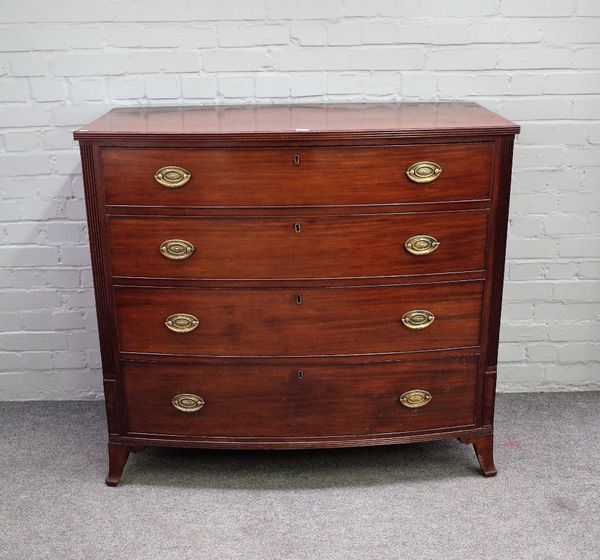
(297, 370), (304, 379)
(293, 154), (300, 166)
(294, 223), (301, 233)
(296, 294), (302, 305)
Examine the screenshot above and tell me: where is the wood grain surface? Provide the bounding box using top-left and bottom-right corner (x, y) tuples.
(74, 102), (519, 483)
(108, 210), (489, 280)
(75, 102), (519, 141)
(114, 281), (484, 357)
(101, 143), (493, 207)
(122, 354), (479, 437)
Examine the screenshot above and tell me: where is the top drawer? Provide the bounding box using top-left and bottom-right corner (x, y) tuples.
(101, 143), (494, 208)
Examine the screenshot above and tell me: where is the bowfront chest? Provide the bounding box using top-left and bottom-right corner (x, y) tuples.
(74, 102), (519, 485)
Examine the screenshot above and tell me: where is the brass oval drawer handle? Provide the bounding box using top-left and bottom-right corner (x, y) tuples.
(406, 161), (442, 184)
(172, 393), (205, 413)
(405, 235), (440, 256)
(401, 310), (435, 330)
(160, 239), (195, 260)
(154, 166), (191, 188)
(165, 313), (199, 333)
(400, 389), (432, 409)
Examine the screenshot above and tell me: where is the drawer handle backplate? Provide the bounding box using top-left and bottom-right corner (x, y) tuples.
(165, 313), (199, 333)
(154, 166), (191, 188)
(400, 389), (432, 409)
(160, 239), (195, 260)
(172, 393), (205, 413)
(402, 310), (435, 330)
(405, 235), (440, 256)
(406, 161), (442, 184)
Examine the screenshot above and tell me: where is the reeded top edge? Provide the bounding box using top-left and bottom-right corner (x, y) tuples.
(74, 101), (520, 140)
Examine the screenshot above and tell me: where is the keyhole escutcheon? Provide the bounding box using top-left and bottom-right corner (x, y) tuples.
(294, 223), (301, 234)
(297, 370), (304, 379)
(293, 154), (301, 166)
(296, 294), (303, 305)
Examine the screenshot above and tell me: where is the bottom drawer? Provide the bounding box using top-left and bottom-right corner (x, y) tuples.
(122, 355), (479, 438)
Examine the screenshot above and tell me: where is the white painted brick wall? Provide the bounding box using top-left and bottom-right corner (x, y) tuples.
(0, 0), (599, 399)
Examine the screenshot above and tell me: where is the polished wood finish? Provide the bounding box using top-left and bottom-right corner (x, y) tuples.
(459, 434), (497, 477)
(101, 143), (493, 207)
(108, 210), (489, 280)
(106, 443), (130, 486)
(74, 102), (519, 141)
(75, 102), (518, 485)
(115, 282), (484, 357)
(122, 355), (478, 438)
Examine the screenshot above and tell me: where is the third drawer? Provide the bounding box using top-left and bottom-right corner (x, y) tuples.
(114, 281), (484, 357)
(108, 210), (489, 280)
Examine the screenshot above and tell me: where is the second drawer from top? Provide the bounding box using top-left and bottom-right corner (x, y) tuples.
(108, 210), (489, 280)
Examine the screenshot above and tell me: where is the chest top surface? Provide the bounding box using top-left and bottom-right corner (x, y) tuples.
(74, 102), (519, 142)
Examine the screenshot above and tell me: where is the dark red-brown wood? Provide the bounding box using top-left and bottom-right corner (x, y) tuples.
(122, 355), (478, 438)
(108, 210), (489, 280)
(74, 102), (519, 485)
(101, 143), (493, 207)
(75, 102), (520, 142)
(459, 434), (497, 477)
(106, 443), (130, 486)
(114, 282), (484, 357)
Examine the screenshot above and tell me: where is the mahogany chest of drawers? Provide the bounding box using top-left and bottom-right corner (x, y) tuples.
(74, 102), (519, 486)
